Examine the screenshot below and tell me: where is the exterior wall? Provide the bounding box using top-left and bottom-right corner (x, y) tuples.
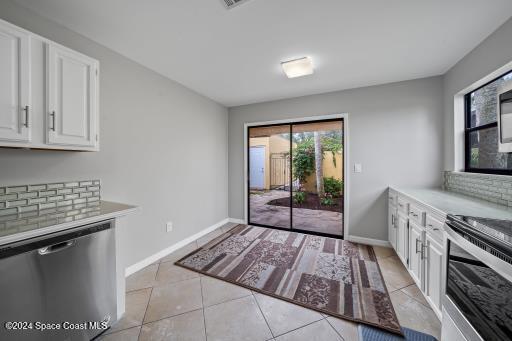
(303, 153), (343, 193)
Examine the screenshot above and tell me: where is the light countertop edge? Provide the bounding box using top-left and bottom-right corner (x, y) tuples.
(389, 186), (512, 221)
(0, 200), (139, 247)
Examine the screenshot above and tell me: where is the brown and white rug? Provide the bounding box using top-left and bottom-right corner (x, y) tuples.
(175, 225), (402, 335)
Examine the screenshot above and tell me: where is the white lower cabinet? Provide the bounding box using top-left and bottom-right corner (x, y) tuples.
(388, 188), (445, 320)
(396, 212), (409, 265)
(425, 234), (443, 318)
(408, 220), (424, 289)
(388, 204), (397, 249)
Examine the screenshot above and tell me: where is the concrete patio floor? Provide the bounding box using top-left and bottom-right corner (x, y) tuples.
(249, 190), (343, 236)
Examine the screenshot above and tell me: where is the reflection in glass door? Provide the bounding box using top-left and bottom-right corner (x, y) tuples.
(248, 119), (344, 238)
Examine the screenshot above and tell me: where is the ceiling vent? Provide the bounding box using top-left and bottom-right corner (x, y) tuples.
(222, 0), (251, 9)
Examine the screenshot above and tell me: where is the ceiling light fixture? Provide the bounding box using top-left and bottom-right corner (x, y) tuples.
(281, 57), (314, 78)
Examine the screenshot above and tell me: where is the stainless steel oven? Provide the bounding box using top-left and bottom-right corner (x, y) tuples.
(444, 215), (512, 341)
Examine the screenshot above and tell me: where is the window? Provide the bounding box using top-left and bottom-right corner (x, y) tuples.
(465, 70), (512, 174)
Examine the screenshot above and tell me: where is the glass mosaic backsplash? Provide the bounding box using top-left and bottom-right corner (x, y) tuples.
(0, 180), (101, 216)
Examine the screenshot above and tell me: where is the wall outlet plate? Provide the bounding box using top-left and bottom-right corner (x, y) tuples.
(166, 221), (173, 232)
(354, 163), (363, 173)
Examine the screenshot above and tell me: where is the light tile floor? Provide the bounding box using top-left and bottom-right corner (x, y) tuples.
(99, 223), (441, 341)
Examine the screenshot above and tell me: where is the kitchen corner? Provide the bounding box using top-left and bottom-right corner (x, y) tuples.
(0, 180), (138, 341)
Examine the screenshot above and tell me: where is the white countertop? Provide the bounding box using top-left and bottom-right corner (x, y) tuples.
(0, 200), (138, 247)
(390, 187), (512, 220)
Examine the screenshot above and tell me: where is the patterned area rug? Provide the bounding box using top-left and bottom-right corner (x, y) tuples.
(175, 225), (402, 335)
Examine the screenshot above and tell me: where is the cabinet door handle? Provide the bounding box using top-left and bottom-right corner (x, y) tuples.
(415, 239), (421, 253)
(50, 111), (56, 131)
(421, 244), (428, 260)
(23, 106), (29, 127)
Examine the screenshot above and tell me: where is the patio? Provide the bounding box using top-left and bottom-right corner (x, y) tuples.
(249, 190), (343, 236)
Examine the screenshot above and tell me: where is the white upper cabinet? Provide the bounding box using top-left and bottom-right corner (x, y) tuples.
(46, 44), (99, 150)
(0, 22), (31, 142)
(0, 18), (99, 151)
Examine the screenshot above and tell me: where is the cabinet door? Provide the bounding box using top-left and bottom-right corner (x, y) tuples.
(396, 213), (409, 265)
(0, 22), (30, 142)
(388, 204), (397, 250)
(425, 234), (443, 318)
(46, 44), (98, 149)
(408, 221), (424, 289)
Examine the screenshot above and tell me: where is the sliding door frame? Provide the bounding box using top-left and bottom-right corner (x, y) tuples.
(244, 113), (349, 239)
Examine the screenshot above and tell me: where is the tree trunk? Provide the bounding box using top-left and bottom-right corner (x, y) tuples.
(314, 132), (324, 197)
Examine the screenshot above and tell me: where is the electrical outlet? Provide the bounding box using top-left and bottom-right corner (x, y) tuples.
(166, 221), (173, 232)
(354, 163), (363, 173)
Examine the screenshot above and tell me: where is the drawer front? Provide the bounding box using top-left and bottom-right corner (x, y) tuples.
(426, 214), (444, 242)
(409, 204), (426, 226)
(397, 197), (408, 213)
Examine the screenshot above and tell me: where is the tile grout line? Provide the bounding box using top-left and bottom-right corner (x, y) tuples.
(272, 318), (327, 339)
(139, 307), (204, 329)
(199, 276), (208, 341)
(138, 262), (158, 333)
(325, 317), (346, 341)
(251, 293), (275, 339)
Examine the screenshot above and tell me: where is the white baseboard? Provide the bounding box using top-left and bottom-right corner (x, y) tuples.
(125, 218), (230, 277)
(346, 235), (391, 247)
(228, 218), (246, 224)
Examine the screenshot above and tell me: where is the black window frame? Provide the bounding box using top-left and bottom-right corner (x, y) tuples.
(464, 70), (512, 175)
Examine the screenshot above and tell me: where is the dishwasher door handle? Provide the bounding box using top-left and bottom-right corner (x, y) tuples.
(38, 240), (76, 255)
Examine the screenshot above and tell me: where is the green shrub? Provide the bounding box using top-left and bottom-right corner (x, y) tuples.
(292, 137), (315, 184)
(320, 193), (336, 206)
(324, 177), (343, 197)
(293, 191), (306, 204)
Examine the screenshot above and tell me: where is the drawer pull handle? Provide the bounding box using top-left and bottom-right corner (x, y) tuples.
(23, 105), (29, 127)
(50, 111), (56, 131)
(415, 239), (422, 253)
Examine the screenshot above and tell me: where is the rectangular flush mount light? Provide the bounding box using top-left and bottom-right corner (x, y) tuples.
(281, 57), (314, 78)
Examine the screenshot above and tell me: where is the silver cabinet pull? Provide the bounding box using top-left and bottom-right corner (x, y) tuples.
(50, 111), (56, 131)
(421, 244), (428, 260)
(23, 106), (29, 127)
(415, 239), (421, 253)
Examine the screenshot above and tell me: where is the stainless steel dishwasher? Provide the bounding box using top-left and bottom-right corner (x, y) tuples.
(0, 220), (117, 341)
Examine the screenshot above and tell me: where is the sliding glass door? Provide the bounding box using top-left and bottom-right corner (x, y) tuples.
(248, 124), (291, 229)
(248, 118), (344, 238)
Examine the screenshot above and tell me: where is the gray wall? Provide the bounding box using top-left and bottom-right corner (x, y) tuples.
(0, 1), (229, 268)
(444, 17), (512, 170)
(229, 76), (444, 241)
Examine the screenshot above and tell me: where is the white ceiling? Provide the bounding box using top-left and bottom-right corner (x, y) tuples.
(13, 0), (512, 107)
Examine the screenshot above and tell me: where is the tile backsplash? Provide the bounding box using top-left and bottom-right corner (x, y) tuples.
(0, 180), (100, 216)
(444, 171), (512, 207)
